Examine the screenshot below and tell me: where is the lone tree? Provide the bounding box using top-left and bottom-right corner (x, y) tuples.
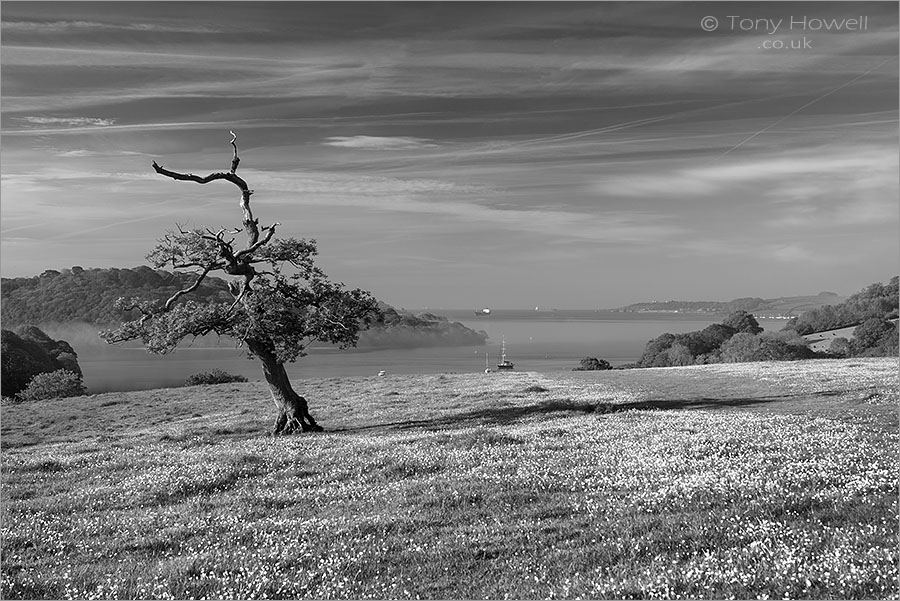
(101, 134), (380, 434)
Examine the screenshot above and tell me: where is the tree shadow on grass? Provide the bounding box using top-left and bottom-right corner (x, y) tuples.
(331, 392), (819, 434)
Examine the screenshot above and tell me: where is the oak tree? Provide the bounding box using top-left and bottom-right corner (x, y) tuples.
(101, 134), (380, 434)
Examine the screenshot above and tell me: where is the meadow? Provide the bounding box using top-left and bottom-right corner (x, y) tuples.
(1, 358), (897, 599)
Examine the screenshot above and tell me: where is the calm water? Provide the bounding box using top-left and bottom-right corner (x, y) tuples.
(74, 311), (788, 393)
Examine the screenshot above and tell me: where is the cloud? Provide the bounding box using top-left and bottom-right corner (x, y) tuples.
(20, 116), (115, 128)
(323, 136), (438, 150)
(764, 243), (819, 263)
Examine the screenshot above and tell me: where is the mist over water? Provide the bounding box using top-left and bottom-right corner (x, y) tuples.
(51, 312), (788, 394)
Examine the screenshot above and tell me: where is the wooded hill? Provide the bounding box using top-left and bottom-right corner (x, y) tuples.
(782, 277), (899, 336)
(1, 266), (231, 325)
(0, 267), (488, 349)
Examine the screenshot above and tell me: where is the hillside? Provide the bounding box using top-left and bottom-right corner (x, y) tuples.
(0, 326), (83, 398)
(1, 359), (896, 599)
(0, 266), (487, 349)
(615, 292), (847, 317)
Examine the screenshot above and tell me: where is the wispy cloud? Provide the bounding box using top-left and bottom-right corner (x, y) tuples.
(599, 145), (896, 200)
(20, 116), (115, 127)
(245, 169), (685, 245)
(1, 1), (896, 305)
(1, 19), (221, 34)
(53, 149), (146, 158)
(323, 136), (438, 150)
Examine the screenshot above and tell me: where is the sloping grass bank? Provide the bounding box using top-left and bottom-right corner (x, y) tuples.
(2, 358), (897, 599)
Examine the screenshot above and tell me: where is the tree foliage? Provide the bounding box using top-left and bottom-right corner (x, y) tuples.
(102, 228), (379, 363)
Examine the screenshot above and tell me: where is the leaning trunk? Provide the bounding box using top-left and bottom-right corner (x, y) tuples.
(248, 340), (322, 435)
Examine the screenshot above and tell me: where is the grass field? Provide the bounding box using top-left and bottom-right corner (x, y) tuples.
(1, 358), (897, 599)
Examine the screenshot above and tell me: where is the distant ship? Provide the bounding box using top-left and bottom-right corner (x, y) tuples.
(497, 337), (514, 371)
(475, 308), (491, 316)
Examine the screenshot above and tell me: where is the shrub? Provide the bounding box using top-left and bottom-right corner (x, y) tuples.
(722, 310), (763, 335)
(720, 332), (815, 363)
(18, 369), (87, 401)
(185, 369), (248, 386)
(829, 337), (851, 357)
(523, 385), (550, 393)
(665, 342), (694, 366)
(573, 357), (612, 371)
(719, 332), (759, 363)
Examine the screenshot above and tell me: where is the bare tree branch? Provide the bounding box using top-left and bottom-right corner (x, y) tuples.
(235, 222), (279, 261)
(117, 301), (154, 325)
(152, 132), (260, 250)
(227, 281), (250, 314)
(164, 263), (217, 311)
(230, 130), (240, 173)
(200, 229), (238, 264)
(151, 160), (251, 197)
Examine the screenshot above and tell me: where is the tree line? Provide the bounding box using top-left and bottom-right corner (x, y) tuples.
(632, 310), (818, 368)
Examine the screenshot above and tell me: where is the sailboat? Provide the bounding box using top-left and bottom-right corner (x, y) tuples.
(484, 352), (492, 373)
(497, 336), (515, 371)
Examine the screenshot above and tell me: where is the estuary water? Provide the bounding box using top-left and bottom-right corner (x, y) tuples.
(73, 310), (788, 393)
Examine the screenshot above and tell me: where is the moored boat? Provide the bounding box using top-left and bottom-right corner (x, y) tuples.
(497, 337), (514, 370)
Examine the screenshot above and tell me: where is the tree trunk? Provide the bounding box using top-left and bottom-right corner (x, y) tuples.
(248, 340), (322, 435)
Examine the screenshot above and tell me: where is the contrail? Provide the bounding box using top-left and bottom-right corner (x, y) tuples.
(50, 200), (220, 241)
(717, 57), (893, 159)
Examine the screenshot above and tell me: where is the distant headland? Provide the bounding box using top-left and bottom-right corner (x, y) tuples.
(613, 291), (847, 318)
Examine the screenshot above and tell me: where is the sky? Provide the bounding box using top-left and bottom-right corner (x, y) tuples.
(1, 1), (898, 309)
